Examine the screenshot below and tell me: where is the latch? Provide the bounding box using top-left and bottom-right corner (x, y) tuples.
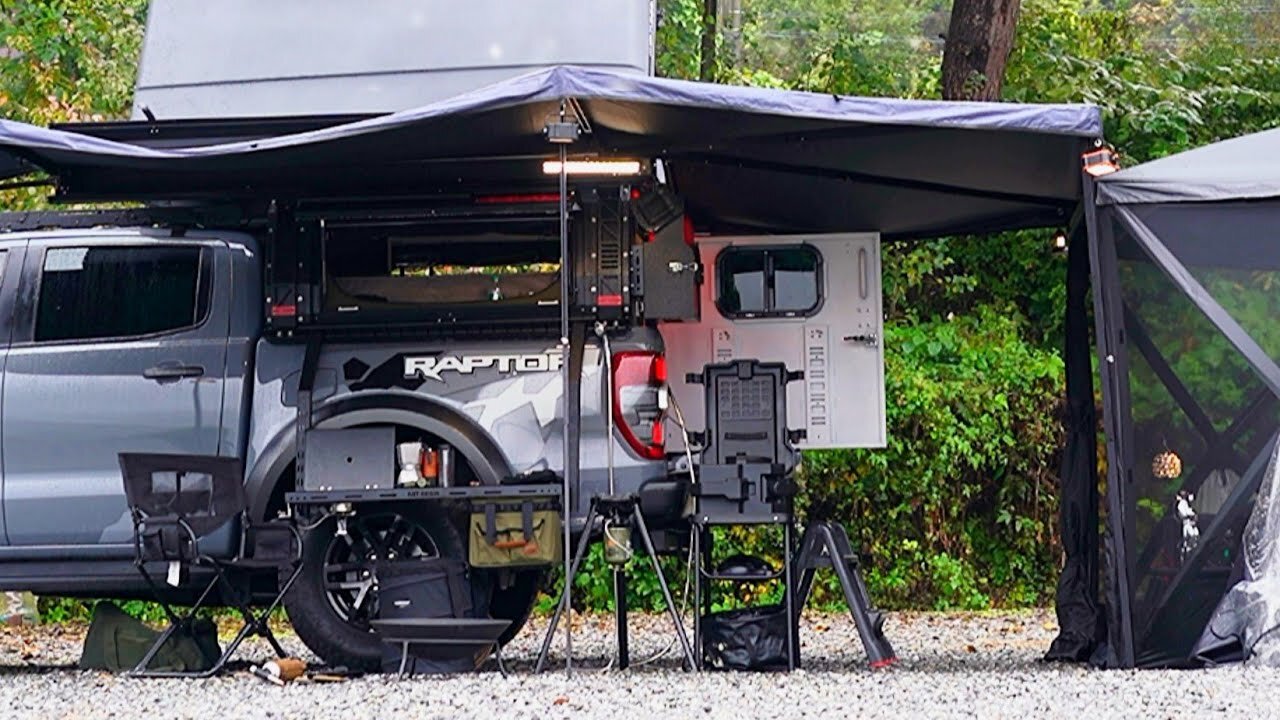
(843, 333), (878, 347)
(668, 261), (699, 274)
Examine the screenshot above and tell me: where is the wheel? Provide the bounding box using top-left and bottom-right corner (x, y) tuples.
(283, 504), (471, 671)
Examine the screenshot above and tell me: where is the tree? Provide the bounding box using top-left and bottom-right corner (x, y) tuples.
(0, 0), (146, 209)
(0, 0), (146, 124)
(699, 0), (718, 80)
(941, 0), (1021, 100)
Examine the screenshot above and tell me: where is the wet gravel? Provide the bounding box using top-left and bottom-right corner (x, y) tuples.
(0, 609), (1274, 719)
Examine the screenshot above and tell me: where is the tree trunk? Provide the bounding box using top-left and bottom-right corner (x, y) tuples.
(941, 0), (1021, 101)
(699, 0), (717, 82)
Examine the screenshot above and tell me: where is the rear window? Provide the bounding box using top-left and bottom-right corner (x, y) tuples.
(716, 245), (822, 318)
(35, 245), (206, 342)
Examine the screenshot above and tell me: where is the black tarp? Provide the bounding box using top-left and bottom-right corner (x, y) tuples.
(1090, 129), (1280, 667)
(0, 64), (1108, 661)
(0, 65), (1100, 239)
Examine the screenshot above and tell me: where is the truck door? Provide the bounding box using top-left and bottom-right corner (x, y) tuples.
(661, 234), (885, 449)
(2, 235), (230, 548)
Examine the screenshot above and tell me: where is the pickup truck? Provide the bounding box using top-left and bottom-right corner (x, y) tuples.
(0, 0), (890, 672)
(0, 221), (671, 669)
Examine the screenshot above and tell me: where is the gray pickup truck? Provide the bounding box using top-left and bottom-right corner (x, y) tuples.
(0, 0), (685, 669)
(0, 220), (676, 668)
(0, 0), (890, 670)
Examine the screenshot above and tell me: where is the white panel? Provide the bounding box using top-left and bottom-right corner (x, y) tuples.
(661, 233), (885, 450)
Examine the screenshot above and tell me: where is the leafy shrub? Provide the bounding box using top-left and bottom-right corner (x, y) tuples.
(38, 596), (170, 625)
(802, 306), (1064, 609)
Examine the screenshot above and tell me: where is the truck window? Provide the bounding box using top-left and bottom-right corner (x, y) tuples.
(35, 245), (207, 342)
(716, 245), (822, 318)
(322, 227), (560, 317)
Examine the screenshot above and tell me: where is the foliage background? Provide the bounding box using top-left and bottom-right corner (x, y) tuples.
(3, 0), (1279, 618)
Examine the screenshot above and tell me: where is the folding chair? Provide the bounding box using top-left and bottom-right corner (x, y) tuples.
(118, 453), (304, 678)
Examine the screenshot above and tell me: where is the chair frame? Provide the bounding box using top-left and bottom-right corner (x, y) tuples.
(120, 453), (305, 678)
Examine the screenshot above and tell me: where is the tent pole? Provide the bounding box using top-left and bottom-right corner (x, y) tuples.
(1084, 172), (1137, 668)
(1046, 202), (1103, 663)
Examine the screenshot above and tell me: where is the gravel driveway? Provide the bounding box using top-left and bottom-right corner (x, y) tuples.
(0, 609), (1273, 719)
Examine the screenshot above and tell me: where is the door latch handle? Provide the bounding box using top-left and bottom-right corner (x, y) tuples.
(667, 261), (699, 274)
(843, 333), (878, 347)
(143, 364), (205, 383)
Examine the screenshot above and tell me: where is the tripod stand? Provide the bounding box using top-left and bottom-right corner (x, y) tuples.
(534, 493), (696, 672)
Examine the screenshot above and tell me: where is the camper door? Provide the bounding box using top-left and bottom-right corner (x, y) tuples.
(661, 234), (885, 450)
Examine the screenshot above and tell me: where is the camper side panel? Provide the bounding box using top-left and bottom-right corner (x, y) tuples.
(661, 234), (886, 450)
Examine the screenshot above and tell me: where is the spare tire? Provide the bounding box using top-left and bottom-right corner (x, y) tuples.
(283, 503), (477, 671)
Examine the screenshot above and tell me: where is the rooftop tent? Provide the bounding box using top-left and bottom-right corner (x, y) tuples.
(0, 65), (1106, 660)
(1090, 128), (1280, 668)
(0, 66), (1101, 239)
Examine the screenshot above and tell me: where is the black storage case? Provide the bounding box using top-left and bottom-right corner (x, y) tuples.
(375, 557), (478, 674)
(376, 557), (472, 620)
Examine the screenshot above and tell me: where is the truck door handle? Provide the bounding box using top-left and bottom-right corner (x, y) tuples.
(143, 364), (205, 383)
(843, 333), (878, 347)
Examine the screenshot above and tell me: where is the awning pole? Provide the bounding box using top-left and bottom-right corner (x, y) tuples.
(534, 101), (586, 675)
(557, 102), (573, 674)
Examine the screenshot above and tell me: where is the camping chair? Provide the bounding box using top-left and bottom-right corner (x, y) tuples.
(118, 453), (304, 678)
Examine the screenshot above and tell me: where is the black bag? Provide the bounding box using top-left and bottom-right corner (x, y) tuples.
(377, 557), (473, 620)
(376, 558), (481, 674)
(701, 604), (792, 671)
(79, 601), (221, 673)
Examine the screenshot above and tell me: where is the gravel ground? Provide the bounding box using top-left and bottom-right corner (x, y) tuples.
(0, 609), (1274, 719)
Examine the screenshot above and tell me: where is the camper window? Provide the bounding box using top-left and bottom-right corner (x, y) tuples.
(716, 245), (822, 319)
(322, 228), (561, 318)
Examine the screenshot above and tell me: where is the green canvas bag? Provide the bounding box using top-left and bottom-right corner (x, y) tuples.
(78, 601), (221, 673)
(469, 501), (562, 568)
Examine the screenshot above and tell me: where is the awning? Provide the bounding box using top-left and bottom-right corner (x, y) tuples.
(0, 65), (1102, 239)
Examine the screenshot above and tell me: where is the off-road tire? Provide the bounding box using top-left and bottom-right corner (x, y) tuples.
(282, 504), (465, 671)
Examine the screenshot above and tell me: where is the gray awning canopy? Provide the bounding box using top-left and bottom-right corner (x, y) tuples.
(0, 65), (1102, 239)
(1097, 127), (1280, 206)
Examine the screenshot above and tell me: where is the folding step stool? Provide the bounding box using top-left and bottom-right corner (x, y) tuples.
(793, 521), (896, 668)
(687, 359), (803, 670)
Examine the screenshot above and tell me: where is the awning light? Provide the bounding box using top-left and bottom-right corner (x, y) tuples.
(1082, 148), (1119, 177)
(543, 160), (643, 176)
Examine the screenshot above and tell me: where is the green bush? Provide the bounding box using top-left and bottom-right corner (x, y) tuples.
(37, 596), (170, 625)
(802, 306), (1064, 609)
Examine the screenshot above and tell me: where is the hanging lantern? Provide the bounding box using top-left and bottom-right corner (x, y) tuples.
(1152, 449), (1183, 479)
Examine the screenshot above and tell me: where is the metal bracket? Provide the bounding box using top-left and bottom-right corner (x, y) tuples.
(295, 335), (323, 489)
(544, 121), (581, 145)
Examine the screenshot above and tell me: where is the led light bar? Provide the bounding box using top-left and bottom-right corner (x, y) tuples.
(542, 160), (643, 176)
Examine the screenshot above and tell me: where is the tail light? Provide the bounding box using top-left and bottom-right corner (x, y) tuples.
(611, 351), (667, 460)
